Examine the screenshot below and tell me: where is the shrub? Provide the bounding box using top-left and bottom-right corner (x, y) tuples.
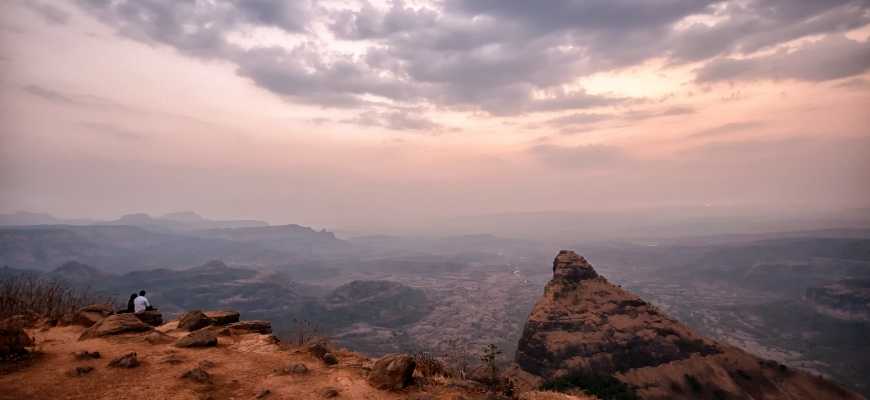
(540, 370), (639, 400)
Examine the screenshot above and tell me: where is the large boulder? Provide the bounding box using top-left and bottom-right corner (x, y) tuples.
(367, 354), (416, 390)
(134, 310), (163, 327)
(0, 318), (34, 358)
(177, 310), (213, 331)
(204, 310), (240, 325)
(79, 313), (152, 340)
(175, 329), (218, 348)
(227, 320), (271, 334)
(74, 304), (114, 327)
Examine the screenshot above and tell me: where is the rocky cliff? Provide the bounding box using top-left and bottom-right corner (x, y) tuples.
(515, 250), (864, 400)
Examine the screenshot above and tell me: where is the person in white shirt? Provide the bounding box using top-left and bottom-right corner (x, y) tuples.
(133, 290), (151, 314)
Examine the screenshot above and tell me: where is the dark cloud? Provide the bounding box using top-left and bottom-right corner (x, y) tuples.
(697, 35), (870, 82)
(71, 0), (870, 116)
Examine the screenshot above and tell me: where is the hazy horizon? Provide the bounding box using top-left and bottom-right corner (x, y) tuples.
(2, 0), (870, 235)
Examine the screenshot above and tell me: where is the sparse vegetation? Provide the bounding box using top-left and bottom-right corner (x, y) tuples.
(540, 370), (639, 400)
(0, 274), (108, 322)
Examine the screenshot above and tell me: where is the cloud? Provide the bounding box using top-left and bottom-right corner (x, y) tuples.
(78, 122), (146, 141)
(71, 0), (870, 116)
(341, 110), (444, 132)
(546, 106), (695, 132)
(697, 35), (870, 82)
(18, 1), (70, 25)
(688, 121), (764, 138)
(23, 85), (75, 104)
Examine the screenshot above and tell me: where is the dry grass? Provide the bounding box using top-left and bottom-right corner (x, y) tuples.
(0, 275), (110, 322)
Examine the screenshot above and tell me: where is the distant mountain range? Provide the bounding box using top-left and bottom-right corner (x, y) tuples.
(0, 211), (268, 232)
(0, 222), (348, 272)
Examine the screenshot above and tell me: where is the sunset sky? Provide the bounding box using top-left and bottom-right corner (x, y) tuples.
(1, 0), (869, 232)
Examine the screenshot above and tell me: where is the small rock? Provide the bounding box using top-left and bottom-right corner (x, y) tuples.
(134, 310), (164, 327)
(68, 366), (95, 377)
(289, 363), (309, 374)
(160, 354), (186, 365)
(308, 342), (329, 359)
(0, 318), (34, 358)
(108, 352), (140, 368)
(320, 387), (340, 398)
(73, 304), (114, 327)
(181, 367), (211, 384)
(226, 320), (271, 334)
(367, 353), (416, 390)
(256, 389), (271, 399)
(204, 310), (240, 326)
(178, 310), (213, 331)
(73, 350), (101, 360)
(144, 331), (174, 345)
(322, 352), (338, 365)
(175, 329), (218, 348)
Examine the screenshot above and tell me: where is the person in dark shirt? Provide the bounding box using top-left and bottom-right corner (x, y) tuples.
(125, 293), (137, 313)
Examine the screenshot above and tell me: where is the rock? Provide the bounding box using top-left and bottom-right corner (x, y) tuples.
(68, 366), (95, 377)
(320, 387), (340, 398)
(78, 313), (152, 340)
(144, 331), (174, 345)
(175, 329), (218, 348)
(73, 350), (101, 360)
(322, 352), (338, 365)
(226, 320), (271, 334)
(552, 250), (597, 282)
(515, 251), (717, 379)
(288, 363), (309, 374)
(0, 319), (34, 358)
(159, 353), (186, 365)
(367, 354), (416, 390)
(308, 342), (329, 359)
(134, 310), (163, 326)
(198, 360), (216, 369)
(108, 352), (140, 368)
(181, 367), (211, 384)
(204, 310), (240, 325)
(256, 389), (271, 399)
(74, 304), (114, 327)
(177, 310), (213, 331)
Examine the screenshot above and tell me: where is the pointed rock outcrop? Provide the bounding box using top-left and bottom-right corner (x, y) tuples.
(515, 250), (863, 400)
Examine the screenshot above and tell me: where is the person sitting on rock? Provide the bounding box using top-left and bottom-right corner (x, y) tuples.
(125, 293), (137, 313)
(133, 290), (153, 314)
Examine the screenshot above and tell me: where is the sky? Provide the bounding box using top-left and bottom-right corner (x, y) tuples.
(1, 0), (869, 233)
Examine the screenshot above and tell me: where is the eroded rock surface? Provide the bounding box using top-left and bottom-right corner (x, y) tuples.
(79, 313), (151, 340)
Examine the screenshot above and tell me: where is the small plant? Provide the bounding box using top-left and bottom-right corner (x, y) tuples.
(289, 318), (320, 346)
(480, 343), (502, 385)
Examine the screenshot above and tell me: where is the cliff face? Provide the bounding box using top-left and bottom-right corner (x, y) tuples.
(515, 250), (864, 400)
